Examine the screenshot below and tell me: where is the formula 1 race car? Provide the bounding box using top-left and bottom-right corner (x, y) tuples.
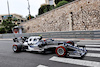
(12, 36), (87, 58)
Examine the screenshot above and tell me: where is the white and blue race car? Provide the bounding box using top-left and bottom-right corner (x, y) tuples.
(12, 36), (87, 58)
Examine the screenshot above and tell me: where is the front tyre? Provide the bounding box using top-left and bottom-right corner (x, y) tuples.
(55, 46), (67, 57)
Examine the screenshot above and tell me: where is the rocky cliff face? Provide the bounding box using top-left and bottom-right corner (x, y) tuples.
(21, 0), (100, 33)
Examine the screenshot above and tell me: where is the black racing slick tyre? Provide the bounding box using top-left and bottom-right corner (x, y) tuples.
(55, 46), (67, 57)
(12, 45), (22, 52)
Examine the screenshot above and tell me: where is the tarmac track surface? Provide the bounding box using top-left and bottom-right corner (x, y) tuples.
(0, 40), (100, 67)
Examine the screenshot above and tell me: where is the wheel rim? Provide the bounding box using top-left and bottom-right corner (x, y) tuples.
(57, 48), (64, 55)
(13, 46), (17, 51)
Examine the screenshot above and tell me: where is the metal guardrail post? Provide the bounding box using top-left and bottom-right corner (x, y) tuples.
(14, 34), (15, 38)
(1, 34), (3, 38)
(49, 33), (51, 38)
(90, 31), (94, 40)
(2, 34), (3, 39)
(74, 31), (76, 39)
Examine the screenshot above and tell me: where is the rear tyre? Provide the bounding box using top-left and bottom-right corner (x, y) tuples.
(55, 46), (67, 57)
(12, 45), (22, 52)
(42, 49), (47, 54)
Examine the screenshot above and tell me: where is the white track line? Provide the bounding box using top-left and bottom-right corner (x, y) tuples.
(49, 56), (100, 67)
(37, 65), (48, 67)
(86, 48), (100, 51)
(86, 45), (100, 47)
(86, 53), (100, 58)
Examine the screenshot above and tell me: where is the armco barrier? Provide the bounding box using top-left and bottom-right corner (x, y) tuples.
(2, 34), (14, 38)
(0, 34), (3, 38)
(0, 30), (100, 39)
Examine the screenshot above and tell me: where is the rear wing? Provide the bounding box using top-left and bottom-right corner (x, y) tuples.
(13, 37), (28, 43)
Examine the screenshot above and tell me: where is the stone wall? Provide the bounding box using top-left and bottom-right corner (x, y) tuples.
(21, 0), (100, 33)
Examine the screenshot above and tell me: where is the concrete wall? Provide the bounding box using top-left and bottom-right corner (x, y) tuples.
(21, 0), (100, 33)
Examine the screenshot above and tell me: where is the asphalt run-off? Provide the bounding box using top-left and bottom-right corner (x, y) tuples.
(0, 39), (100, 67)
